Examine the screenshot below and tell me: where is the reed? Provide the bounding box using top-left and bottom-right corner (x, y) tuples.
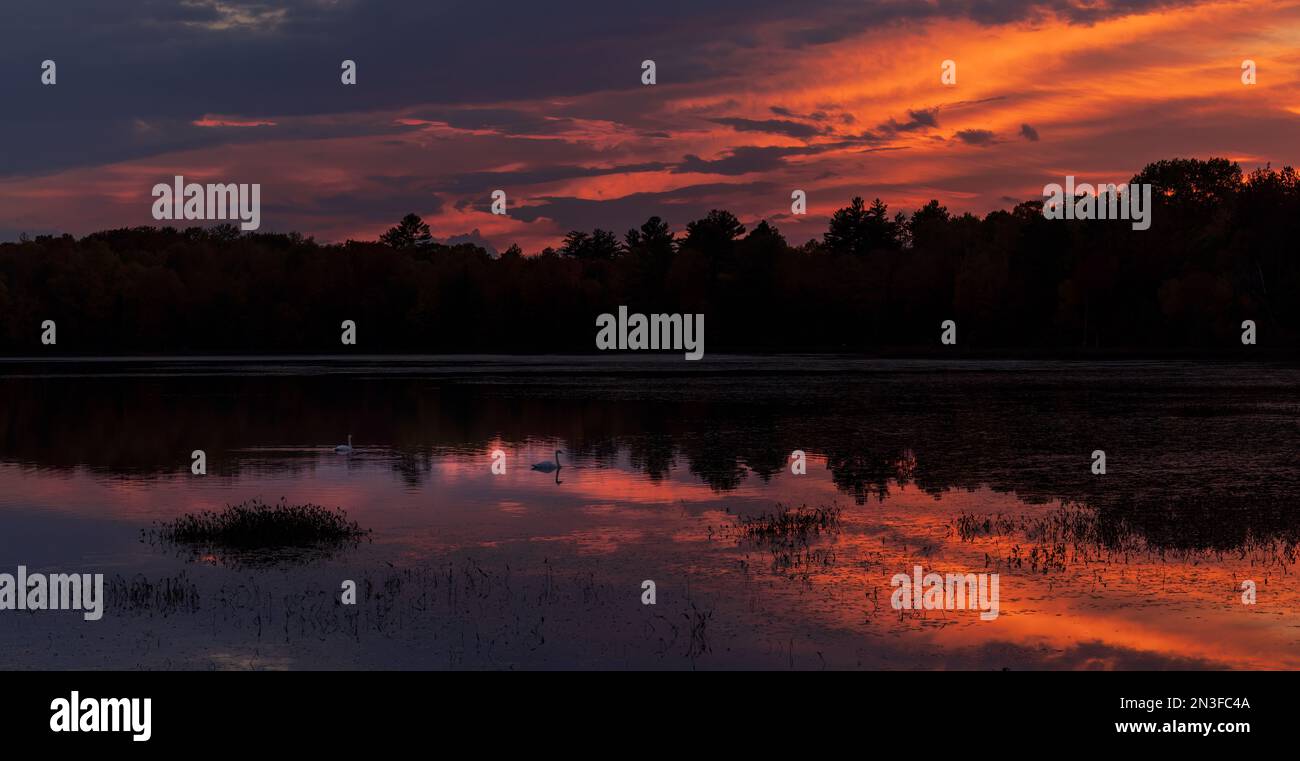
(143, 498), (370, 567)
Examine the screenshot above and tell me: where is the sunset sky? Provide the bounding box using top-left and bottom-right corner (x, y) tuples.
(2, 0), (1298, 252)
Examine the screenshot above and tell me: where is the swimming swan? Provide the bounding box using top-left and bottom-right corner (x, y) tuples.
(531, 449), (563, 472)
(335, 435), (353, 454)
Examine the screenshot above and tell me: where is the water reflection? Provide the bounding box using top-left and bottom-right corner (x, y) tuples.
(0, 357), (1296, 669)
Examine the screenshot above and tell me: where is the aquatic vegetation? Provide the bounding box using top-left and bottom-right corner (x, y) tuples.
(709, 503), (844, 580)
(954, 495), (1300, 572)
(143, 498), (370, 567)
(768, 546), (838, 580)
(106, 572), (200, 616)
(734, 503), (843, 544)
(74, 557), (724, 669)
(684, 600), (713, 662)
(953, 512), (1022, 541)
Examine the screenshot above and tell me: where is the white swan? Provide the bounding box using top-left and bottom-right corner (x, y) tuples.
(335, 434), (353, 454)
(531, 449), (563, 472)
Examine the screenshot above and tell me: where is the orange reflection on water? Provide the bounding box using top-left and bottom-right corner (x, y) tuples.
(2, 446), (1297, 669)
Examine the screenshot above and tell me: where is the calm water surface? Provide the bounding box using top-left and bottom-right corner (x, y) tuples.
(1, 356), (1297, 669)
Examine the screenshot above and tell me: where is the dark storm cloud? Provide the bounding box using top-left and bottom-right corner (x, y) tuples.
(954, 128), (997, 145)
(770, 106), (840, 123)
(0, 113), (423, 177)
(673, 146), (812, 176)
(709, 117), (825, 139)
(879, 108), (940, 134)
(0, 0), (757, 177)
(0, 0), (1211, 179)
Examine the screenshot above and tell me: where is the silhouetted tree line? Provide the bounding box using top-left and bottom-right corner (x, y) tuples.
(1, 157), (1295, 354)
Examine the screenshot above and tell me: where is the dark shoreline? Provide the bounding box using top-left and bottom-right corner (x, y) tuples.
(0, 348), (1295, 365)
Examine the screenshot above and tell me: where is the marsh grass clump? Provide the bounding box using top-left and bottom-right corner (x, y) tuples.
(953, 512), (1021, 541)
(145, 498), (371, 567)
(737, 503), (842, 544)
(723, 503), (843, 579)
(953, 494), (1300, 572)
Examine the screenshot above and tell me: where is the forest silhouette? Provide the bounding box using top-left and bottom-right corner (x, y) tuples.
(1, 157), (1295, 355)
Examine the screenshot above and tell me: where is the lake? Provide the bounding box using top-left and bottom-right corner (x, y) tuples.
(1, 356), (1297, 669)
